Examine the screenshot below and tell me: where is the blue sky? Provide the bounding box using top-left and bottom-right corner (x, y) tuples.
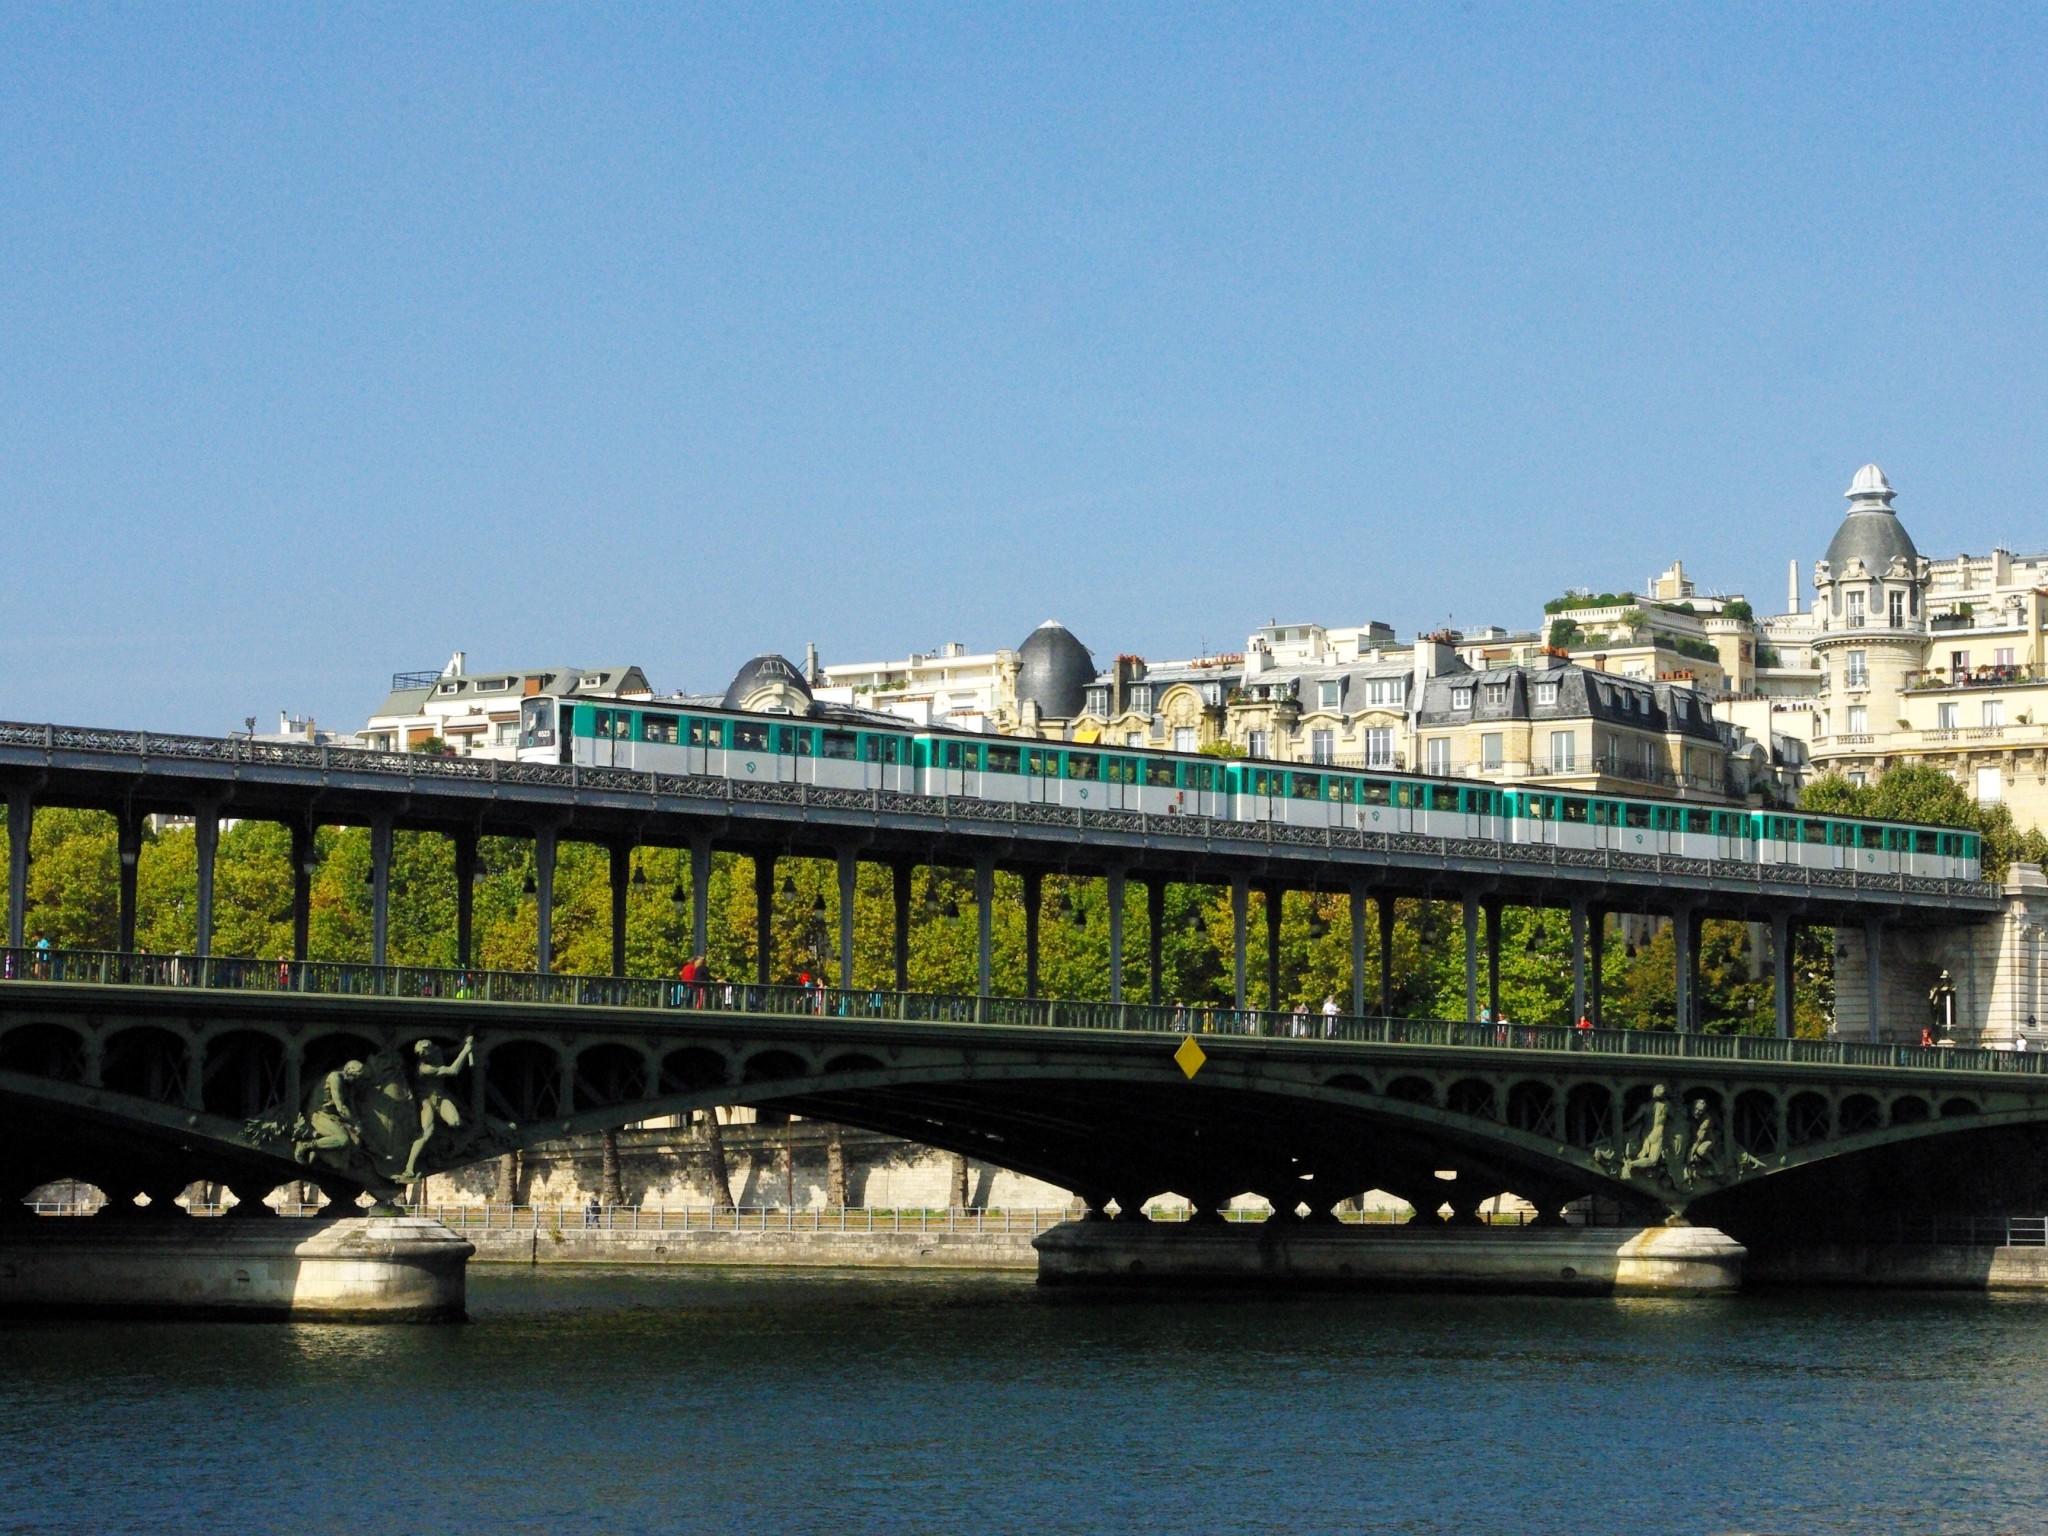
(5, 6), (2047, 731)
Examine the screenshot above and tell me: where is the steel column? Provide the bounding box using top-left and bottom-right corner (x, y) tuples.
(1484, 898), (1502, 1023)
(1106, 867), (1126, 1005)
(1569, 899), (1588, 1026)
(837, 847), (858, 991)
(452, 831), (475, 970)
(1588, 907), (1606, 1027)
(1023, 870), (1042, 999)
(4, 787), (29, 950)
(1865, 919), (1884, 1041)
(1348, 885), (1366, 1018)
(1231, 876), (1249, 1009)
(608, 842), (631, 979)
(1264, 885), (1283, 1011)
(194, 805), (220, 960)
(689, 835), (711, 962)
(975, 860), (994, 998)
(1463, 893), (1480, 1021)
(1147, 877), (1165, 1007)
(1379, 894), (1396, 1014)
(752, 854), (775, 986)
(1673, 906), (1696, 1032)
(118, 807), (143, 956)
(1772, 909), (1793, 1039)
(891, 861), (912, 993)
(532, 824), (556, 976)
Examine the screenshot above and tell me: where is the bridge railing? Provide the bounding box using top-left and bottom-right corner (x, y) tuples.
(4, 945), (2044, 1077)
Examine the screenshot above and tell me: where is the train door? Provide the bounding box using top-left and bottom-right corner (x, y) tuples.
(727, 717), (771, 783)
(1100, 755), (1139, 811)
(931, 738), (969, 797)
(1022, 747), (1055, 804)
(1242, 765), (1282, 823)
(1464, 787), (1502, 843)
(1063, 749), (1100, 810)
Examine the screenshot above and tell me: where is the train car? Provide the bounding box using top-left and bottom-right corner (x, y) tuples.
(518, 694), (1981, 883)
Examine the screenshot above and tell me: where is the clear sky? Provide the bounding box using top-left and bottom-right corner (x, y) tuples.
(5, 6), (2047, 731)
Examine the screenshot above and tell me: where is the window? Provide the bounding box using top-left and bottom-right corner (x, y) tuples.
(1173, 727), (1196, 753)
(1848, 771), (1867, 787)
(1481, 732), (1504, 770)
(1938, 703), (1959, 731)
(1484, 682), (1508, 705)
(1364, 678), (1402, 706)
(1889, 591), (1905, 627)
(1311, 729), (1335, 764)
(1247, 731), (1270, 758)
(1202, 683), (1224, 706)
(1145, 759), (1177, 787)
(1450, 687), (1474, 710)
(822, 730), (858, 760)
(1845, 651), (1868, 687)
(641, 713), (681, 744)
(1952, 650), (1971, 675)
(1977, 766), (2003, 804)
(1846, 705), (1868, 735)
(1846, 589), (1866, 624)
(1085, 687), (1110, 716)
(1425, 738), (1450, 774)
(1129, 686), (1153, 714)
(1984, 699), (2004, 729)
(1124, 732), (1144, 748)
(1067, 753), (1099, 781)
(1549, 731), (1575, 773)
(1996, 647), (2016, 668)
(1365, 727), (1394, 768)
(1318, 680), (1341, 710)
(1674, 696), (1688, 720)
(1534, 681), (1559, 707)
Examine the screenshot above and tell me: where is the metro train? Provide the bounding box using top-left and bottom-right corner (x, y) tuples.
(516, 694), (1982, 882)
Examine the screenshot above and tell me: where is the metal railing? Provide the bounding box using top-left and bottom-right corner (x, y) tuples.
(6, 945), (2048, 1080)
(422, 1204), (1076, 1235)
(1883, 1215), (2048, 1247)
(0, 720), (1994, 906)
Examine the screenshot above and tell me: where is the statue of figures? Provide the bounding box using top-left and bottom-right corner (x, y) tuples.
(1619, 1084), (1672, 1183)
(293, 1060), (366, 1166)
(403, 1036), (475, 1181)
(1929, 970), (1958, 1038)
(1685, 1097), (1721, 1182)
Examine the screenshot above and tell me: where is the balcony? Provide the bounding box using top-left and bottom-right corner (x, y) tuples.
(1904, 665), (2040, 692)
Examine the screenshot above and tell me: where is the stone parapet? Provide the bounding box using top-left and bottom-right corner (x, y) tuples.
(468, 1223), (1038, 1269)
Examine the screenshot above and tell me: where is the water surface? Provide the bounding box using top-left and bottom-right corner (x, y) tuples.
(3, 1268), (2044, 1534)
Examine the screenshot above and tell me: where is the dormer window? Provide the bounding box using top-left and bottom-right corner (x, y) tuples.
(1534, 681), (1559, 707)
(1318, 680), (1341, 710)
(1451, 687), (1474, 710)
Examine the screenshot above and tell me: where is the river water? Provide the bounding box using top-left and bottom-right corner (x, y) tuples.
(4, 1268), (2048, 1534)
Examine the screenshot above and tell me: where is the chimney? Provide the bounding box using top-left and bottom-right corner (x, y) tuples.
(445, 651), (465, 678)
(804, 641), (821, 685)
(1787, 561), (1798, 615)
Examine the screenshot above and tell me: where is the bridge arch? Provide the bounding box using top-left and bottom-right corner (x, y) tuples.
(100, 1026), (187, 1103)
(1890, 1095), (1931, 1126)
(1564, 1083), (1614, 1148)
(574, 1043), (651, 1112)
(1386, 1076), (1436, 1107)
(200, 1031), (285, 1119)
(1733, 1089), (1781, 1157)
(742, 1049), (808, 1084)
(658, 1046), (729, 1094)
(1839, 1094), (1883, 1135)
(1446, 1079), (1498, 1121)
(484, 1039), (565, 1123)
(0, 1022), (90, 1083)
(1788, 1091), (1831, 1146)
(1505, 1081), (1557, 1138)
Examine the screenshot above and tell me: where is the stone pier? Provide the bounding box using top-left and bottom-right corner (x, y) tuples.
(0, 1215), (472, 1320)
(1033, 1220), (1746, 1295)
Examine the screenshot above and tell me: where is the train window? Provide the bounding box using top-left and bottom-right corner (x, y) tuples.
(822, 731), (858, 760)
(1146, 759), (1177, 788)
(1428, 785), (1462, 812)
(1685, 810), (1712, 835)
(1800, 820), (1825, 844)
(1563, 798), (1589, 824)
(1359, 780), (1390, 806)
(1526, 796), (1551, 821)
(1251, 769), (1279, 796)
(1291, 773), (1322, 800)
(1066, 752), (1099, 781)
(1859, 825), (1883, 850)
(1328, 777), (1357, 804)
(985, 746), (1020, 774)
(1187, 764), (1217, 792)
(771, 725), (813, 756)
(939, 741), (965, 770)
(1394, 783), (1420, 809)
(1110, 757), (1139, 784)
(687, 718), (719, 747)
(1022, 748), (1051, 776)
(861, 735), (884, 762)
(1913, 831), (1936, 853)
(641, 714), (680, 745)
(732, 722), (768, 751)
(1624, 804), (1650, 829)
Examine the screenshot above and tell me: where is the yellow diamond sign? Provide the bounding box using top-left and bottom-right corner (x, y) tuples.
(1174, 1035), (1207, 1080)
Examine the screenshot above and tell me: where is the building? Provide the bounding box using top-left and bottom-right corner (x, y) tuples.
(812, 621), (1097, 737)
(1803, 465), (2048, 823)
(358, 652), (653, 756)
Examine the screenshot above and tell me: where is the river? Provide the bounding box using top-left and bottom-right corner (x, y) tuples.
(3, 1268), (2047, 1534)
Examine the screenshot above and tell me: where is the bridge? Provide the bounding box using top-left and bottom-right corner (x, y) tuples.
(0, 720), (2003, 1040)
(6, 948), (2048, 1261)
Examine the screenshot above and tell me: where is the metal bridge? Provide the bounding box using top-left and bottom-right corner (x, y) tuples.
(6, 949), (2047, 1253)
(0, 720), (2004, 1037)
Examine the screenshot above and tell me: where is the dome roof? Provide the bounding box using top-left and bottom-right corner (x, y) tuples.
(1015, 620), (1094, 719)
(1824, 463), (1919, 576)
(721, 654), (813, 712)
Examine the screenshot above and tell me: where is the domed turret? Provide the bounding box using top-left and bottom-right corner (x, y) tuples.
(1824, 463), (1919, 575)
(722, 654), (813, 713)
(1014, 621), (1094, 719)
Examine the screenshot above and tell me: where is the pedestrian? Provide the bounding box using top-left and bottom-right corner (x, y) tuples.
(584, 1193), (601, 1228)
(1291, 999), (1309, 1037)
(1321, 994), (1340, 1037)
(1576, 1013), (1593, 1048)
(32, 933), (49, 979)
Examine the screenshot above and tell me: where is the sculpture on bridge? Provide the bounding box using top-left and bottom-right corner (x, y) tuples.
(1591, 1084), (1734, 1200)
(253, 1035), (508, 1190)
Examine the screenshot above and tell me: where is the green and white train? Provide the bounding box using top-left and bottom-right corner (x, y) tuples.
(518, 695), (1981, 881)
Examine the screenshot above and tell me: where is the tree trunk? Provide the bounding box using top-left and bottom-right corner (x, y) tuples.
(600, 1128), (625, 1208)
(704, 1109), (735, 1211)
(500, 1151), (521, 1205)
(949, 1152), (969, 1212)
(826, 1124), (849, 1209)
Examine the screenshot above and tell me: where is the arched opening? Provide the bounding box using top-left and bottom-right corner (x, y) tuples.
(200, 1030), (286, 1119)
(822, 1052), (885, 1077)
(0, 1023), (88, 1083)
(1446, 1079), (1497, 1120)
(300, 1033), (379, 1096)
(23, 1179), (106, 1214)
(100, 1027), (187, 1103)
(741, 1049), (807, 1084)
(1564, 1084), (1614, 1148)
(1505, 1081), (1556, 1138)
(1787, 1092), (1832, 1146)
(1324, 1073), (1373, 1094)
(573, 1044), (648, 1111)
(1839, 1094), (1883, 1135)
(1941, 1097), (1980, 1119)
(1386, 1076), (1436, 1107)
(484, 1040), (564, 1123)
(658, 1047), (728, 1095)
(1733, 1090), (1780, 1157)
(1889, 1095), (1931, 1126)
